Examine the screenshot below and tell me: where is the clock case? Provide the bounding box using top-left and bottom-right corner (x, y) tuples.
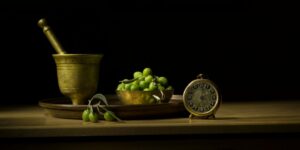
(183, 74), (221, 119)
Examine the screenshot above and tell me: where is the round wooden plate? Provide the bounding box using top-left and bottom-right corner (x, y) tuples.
(39, 95), (188, 120)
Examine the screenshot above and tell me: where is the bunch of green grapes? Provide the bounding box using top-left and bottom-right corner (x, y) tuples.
(81, 94), (121, 123)
(116, 68), (173, 91)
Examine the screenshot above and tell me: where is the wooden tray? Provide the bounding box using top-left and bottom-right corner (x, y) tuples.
(39, 95), (188, 120)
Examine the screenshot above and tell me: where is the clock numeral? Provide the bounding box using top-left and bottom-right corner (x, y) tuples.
(187, 95), (193, 101)
(188, 90), (194, 95)
(199, 107), (204, 112)
(203, 106), (207, 112)
(197, 107), (201, 112)
(193, 105), (198, 111)
(209, 89), (215, 94)
(192, 84), (199, 89)
(203, 107), (208, 112)
(212, 95), (217, 100)
(199, 83), (204, 89)
(205, 84), (210, 89)
(207, 105), (211, 111)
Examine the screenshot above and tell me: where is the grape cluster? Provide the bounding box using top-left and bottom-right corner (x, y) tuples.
(116, 68), (173, 91)
(82, 108), (116, 123)
(81, 94), (121, 123)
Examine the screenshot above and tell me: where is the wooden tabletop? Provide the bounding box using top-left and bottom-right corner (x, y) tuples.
(1, 100), (300, 138)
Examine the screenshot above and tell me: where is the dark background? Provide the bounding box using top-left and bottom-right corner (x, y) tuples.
(0, 0), (299, 104)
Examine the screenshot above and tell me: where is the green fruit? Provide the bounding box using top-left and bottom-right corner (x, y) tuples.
(104, 111), (115, 121)
(166, 85), (173, 90)
(138, 76), (145, 81)
(132, 80), (139, 85)
(130, 84), (139, 91)
(116, 83), (125, 91)
(124, 84), (131, 90)
(139, 80), (148, 89)
(145, 75), (153, 83)
(117, 67), (173, 93)
(82, 109), (90, 122)
(133, 71), (143, 79)
(149, 82), (157, 91)
(149, 98), (156, 104)
(143, 88), (151, 91)
(158, 76), (168, 86)
(143, 68), (152, 76)
(89, 112), (99, 123)
(158, 84), (165, 90)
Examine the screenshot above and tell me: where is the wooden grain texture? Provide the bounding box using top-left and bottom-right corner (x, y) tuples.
(1, 100), (300, 138)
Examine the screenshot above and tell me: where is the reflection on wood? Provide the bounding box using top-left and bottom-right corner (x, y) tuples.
(0, 100), (300, 138)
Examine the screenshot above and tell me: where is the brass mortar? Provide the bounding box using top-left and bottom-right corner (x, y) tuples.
(38, 18), (103, 105)
(53, 54), (102, 105)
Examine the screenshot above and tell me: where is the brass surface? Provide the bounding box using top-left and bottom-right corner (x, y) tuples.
(38, 18), (66, 54)
(116, 90), (174, 105)
(38, 95), (186, 120)
(183, 74), (221, 118)
(53, 54), (103, 105)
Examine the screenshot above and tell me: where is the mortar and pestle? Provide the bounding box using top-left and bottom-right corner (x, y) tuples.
(38, 18), (103, 105)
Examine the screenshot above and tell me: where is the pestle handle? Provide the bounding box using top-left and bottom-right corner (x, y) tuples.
(38, 18), (66, 54)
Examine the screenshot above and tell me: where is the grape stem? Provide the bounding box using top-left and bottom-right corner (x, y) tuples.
(88, 94), (122, 122)
(152, 76), (165, 103)
(152, 90), (165, 104)
(94, 102), (104, 115)
(88, 99), (94, 113)
(119, 78), (137, 83)
(97, 105), (122, 122)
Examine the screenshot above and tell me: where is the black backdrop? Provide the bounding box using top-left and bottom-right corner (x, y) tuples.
(0, 0), (299, 104)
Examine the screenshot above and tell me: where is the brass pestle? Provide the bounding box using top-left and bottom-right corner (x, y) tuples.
(38, 18), (66, 54)
(38, 18), (102, 105)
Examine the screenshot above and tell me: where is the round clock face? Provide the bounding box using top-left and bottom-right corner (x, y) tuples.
(183, 79), (220, 117)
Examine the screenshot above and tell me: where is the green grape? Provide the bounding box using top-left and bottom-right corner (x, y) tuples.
(138, 76), (145, 81)
(130, 83), (139, 91)
(149, 82), (157, 91)
(139, 80), (148, 89)
(148, 97), (156, 104)
(158, 76), (168, 86)
(166, 85), (173, 90)
(143, 68), (152, 76)
(133, 71), (143, 79)
(143, 88), (151, 91)
(124, 83), (131, 90)
(158, 84), (165, 90)
(104, 111), (115, 121)
(89, 112), (99, 123)
(116, 83), (125, 91)
(82, 109), (90, 122)
(132, 80), (139, 85)
(117, 67), (173, 93)
(145, 75), (153, 83)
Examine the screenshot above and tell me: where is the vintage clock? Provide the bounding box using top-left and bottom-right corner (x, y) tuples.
(183, 74), (221, 119)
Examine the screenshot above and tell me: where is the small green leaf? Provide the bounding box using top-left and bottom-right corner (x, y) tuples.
(119, 78), (137, 84)
(152, 95), (161, 101)
(91, 94), (108, 106)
